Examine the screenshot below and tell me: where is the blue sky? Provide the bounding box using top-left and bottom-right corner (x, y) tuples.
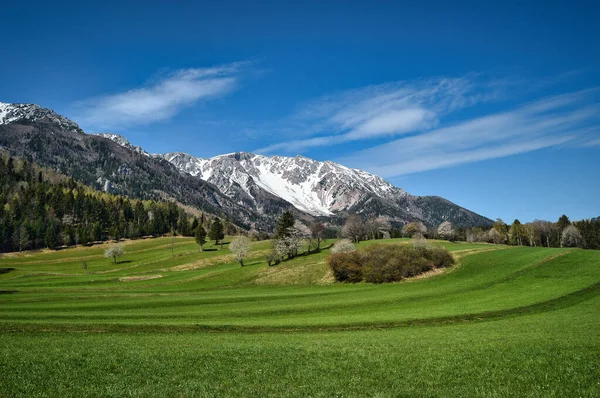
(1, 0), (599, 222)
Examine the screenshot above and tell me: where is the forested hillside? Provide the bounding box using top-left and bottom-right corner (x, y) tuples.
(0, 118), (269, 230)
(0, 153), (214, 253)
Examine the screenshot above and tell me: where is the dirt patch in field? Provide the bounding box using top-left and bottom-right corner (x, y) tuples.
(118, 275), (163, 282)
(318, 268), (336, 284)
(163, 254), (236, 271)
(253, 259), (330, 285)
(163, 250), (270, 272)
(452, 246), (505, 261)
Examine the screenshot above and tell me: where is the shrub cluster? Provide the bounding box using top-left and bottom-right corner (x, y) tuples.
(329, 242), (454, 283)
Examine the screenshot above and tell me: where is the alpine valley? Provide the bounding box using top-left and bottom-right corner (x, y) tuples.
(0, 102), (493, 230)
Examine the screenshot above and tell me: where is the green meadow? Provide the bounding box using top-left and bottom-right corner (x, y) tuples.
(0, 237), (599, 397)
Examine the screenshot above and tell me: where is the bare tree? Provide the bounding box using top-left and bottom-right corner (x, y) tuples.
(310, 222), (326, 250)
(376, 217), (392, 239)
(533, 220), (554, 248)
(523, 223), (539, 247)
(363, 218), (378, 240)
(342, 215), (365, 243)
(437, 221), (454, 240)
(403, 221), (427, 238)
(229, 236), (252, 266)
(561, 225), (582, 248)
(13, 225), (30, 252)
(487, 228), (503, 244)
(466, 227), (486, 243)
(104, 244), (125, 264)
(266, 242), (281, 266)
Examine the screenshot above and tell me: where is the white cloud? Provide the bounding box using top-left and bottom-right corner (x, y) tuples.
(337, 89), (600, 177)
(73, 62), (248, 129)
(256, 76), (503, 153)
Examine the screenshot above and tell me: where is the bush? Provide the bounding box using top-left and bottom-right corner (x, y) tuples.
(329, 251), (364, 282)
(424, 245), (455, 268)
(328, 243), (454, 283)
(411, 240), (454, 268)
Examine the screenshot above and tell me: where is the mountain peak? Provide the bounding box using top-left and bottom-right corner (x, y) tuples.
(161, 150), (407, 217)
(0, 102), (81, 131)
(94, 132), (150, 157)
(0, 102), (493, 228)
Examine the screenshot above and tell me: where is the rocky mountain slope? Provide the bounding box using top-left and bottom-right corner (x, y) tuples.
(159, 152), (492, 227)
(0, 101), (493, 229)
(0, 103), (268, 230)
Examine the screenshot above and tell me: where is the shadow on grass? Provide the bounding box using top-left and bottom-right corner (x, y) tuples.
(0, 290), (18, 294)
(241, 260), (262, 267)
(0, 268), (15, 274)
(7, 281), (596, 334)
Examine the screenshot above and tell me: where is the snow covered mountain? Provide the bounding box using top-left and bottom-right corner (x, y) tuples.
(0, 102), (80, 131)
(0, 100), (492, 228)
(162, 152), (405, 216)
(160, 151), (492, 227)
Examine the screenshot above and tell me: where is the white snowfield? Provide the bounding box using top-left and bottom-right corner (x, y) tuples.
(161, 151), (406, 216)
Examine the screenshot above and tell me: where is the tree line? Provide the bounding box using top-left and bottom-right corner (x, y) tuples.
(400, 216), (600, 250)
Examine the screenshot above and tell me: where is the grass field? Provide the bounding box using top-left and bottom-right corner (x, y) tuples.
(1, 237), (599, 397)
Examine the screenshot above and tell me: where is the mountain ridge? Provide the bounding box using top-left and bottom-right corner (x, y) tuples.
(0, 101), (493, 229)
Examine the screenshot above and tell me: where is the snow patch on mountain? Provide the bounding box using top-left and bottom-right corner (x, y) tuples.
(162, 151), (407, 216)
(94, 133), (150, 157)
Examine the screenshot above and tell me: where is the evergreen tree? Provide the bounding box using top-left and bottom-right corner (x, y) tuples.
(194, 226), (207, 251)
(7, 157), (14, 175)
(276, 210), (295, 238)
(208, 218), (224, 245)
(191, 217), (199, 232)
(45, 223), (58, 249)
(557, 214), (571, 232)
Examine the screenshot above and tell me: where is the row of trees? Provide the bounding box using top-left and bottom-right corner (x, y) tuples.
(398, 216), (600, 250)
(0, 155), (221, 253)
(458, 215), (598, 249)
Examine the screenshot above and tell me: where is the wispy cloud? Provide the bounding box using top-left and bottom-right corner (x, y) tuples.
(256, 75), (505, 153)
(73, 61), (249, 130)
(337, 89), (600, 177)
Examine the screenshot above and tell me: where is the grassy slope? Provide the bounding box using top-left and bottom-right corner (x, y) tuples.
(0, 237), (599, 397)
